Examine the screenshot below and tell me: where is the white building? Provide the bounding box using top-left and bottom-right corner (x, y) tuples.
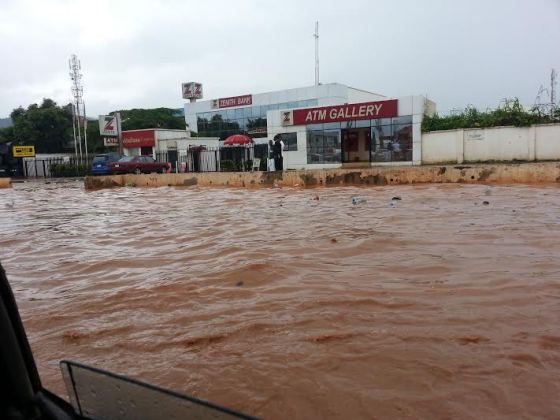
(184, 83), (436, 169)
(122, 128), (219, 158)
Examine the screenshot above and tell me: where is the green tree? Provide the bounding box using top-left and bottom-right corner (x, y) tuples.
(0, 127), (15, 144)
(10, 99), (73, 152)
(114, 108), (186, 131)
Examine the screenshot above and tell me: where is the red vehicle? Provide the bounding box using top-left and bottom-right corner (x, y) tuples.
(108, 156), (169, 174)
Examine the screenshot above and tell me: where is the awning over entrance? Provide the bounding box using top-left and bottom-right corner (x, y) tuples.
(223, 134), (253, 146)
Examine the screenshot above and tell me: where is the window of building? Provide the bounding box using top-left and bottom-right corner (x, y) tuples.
(195, 99), (317, 140)
(370, 116), (413, 162)
(307, 130), (341, 164)
(279, 132), (298, 151)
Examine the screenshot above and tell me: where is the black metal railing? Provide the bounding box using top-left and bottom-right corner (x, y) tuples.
(22, 156), (94, 178)
(156, 144), (269, 173)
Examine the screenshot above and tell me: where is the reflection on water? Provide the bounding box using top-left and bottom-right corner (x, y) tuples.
(1, 179), (560, 419)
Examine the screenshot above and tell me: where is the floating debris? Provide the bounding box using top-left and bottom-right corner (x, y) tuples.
(352, 197), (366, 205)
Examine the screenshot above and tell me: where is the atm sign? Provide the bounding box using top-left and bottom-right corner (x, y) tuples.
(13, 145), (35, 157)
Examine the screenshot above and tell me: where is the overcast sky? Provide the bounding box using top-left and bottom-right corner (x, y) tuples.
(1, 0), (559, 117)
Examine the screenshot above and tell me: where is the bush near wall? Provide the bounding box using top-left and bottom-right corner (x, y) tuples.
(50, 163), (91, 177)
(422, 99), (560, 132)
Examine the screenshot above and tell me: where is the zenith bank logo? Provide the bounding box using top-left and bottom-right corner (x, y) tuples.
(104, 117), (115, 131)
(281, 110), (293, 126)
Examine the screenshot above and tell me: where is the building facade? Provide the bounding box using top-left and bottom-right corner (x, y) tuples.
(122, 128), (219, 158)
(184, 83), (435, 170)
(268, 96), (434, 169)
(184, 83), (386, 141)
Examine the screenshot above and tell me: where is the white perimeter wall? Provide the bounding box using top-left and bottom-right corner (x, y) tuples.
(422, 124), (560, 164)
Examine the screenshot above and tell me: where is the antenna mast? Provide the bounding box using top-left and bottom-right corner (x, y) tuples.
(551, 69), (557, 110)
(314, 21), (319, 86)
(69, 54), (86, 163)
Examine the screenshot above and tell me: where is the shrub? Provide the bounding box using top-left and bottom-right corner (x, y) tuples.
(422, 98), (560, 132)
(50, 162), (91, 177)
(220, 160), (235, 172)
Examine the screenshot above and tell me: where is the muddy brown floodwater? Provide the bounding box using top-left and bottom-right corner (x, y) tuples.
(1, 180), (560, 419)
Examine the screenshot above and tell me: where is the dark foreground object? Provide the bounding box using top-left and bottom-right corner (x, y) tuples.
(0, 263), (256, 420)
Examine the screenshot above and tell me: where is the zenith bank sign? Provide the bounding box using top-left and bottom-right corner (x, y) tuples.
(288, 99), (398, 125)
(211, 94), (252, 109)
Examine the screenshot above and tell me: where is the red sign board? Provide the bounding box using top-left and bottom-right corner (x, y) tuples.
(292, 99), (398, 125)
(122, 130), (156, 148)
(213, 94), (252, 109)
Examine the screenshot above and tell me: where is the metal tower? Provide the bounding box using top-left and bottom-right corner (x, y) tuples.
(69, 54), (88, 162)
(314, 21), (319, 86)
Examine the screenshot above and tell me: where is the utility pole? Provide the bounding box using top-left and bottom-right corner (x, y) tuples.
(71, 103), (78, 161)
(83, 101), (88, 161)
(551, 69), (557, 114)
(314, 21), (320, 86)
(116, 112), (123, 156)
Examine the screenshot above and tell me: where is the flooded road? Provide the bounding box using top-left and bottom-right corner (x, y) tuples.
(1, 180), (560, 419)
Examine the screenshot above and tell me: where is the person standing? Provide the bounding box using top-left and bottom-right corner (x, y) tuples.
(273, 134), (285, 171)
(267, 139), (275, 171)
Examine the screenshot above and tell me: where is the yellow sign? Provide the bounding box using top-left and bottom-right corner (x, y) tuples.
(13, 145), (35, 158)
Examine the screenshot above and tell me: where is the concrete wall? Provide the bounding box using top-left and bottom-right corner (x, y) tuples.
(536, 125), (560, 160)
(84, 162), (560, 190)
(0, 178), (11, 188)
(346, 87), (386, 103)
(157, 137), (220, 152)
(422, 124), (560, 164)
(154, 129), (191, 140)
(421, 129), (462, 164)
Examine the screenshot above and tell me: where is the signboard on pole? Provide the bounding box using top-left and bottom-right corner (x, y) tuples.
(12, 145), (35, 158)
(99, 115), (118, 136)
(103, 137), (119, 147)
(182, 82), (203, 100)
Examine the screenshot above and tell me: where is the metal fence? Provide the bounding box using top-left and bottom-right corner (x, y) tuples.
(22, 156), (93, 178)
(19, 144), (271, 178)
(156, 144), (269, 173)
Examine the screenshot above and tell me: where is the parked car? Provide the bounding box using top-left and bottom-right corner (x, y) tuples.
(91, 153), (122, 175)
(108, 155), (169, 174)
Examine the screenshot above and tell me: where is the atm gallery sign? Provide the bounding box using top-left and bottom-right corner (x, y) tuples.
(284, 99), (398, 125)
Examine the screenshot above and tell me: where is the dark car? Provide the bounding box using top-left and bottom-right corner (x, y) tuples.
(91, 153), (122, 175)
(108, 155), (169, 174)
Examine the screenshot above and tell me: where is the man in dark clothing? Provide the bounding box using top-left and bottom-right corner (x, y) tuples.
(273, 134), (284, 171)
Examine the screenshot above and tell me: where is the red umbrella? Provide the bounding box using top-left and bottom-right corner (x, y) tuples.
(223, 134), (253, 146)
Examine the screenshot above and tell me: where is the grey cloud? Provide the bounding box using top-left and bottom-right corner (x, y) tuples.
(1, 0), (559, 117)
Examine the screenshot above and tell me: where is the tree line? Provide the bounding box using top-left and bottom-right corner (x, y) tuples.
(0, 98), (186, 154)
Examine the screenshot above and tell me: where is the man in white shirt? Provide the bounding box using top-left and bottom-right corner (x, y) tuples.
(273, 134), (285, 171)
